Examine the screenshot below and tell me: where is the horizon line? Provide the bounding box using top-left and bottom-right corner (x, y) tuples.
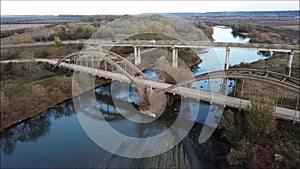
(1, 10), (299, 16)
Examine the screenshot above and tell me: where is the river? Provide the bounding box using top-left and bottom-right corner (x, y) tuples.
(0, 26), (270, 168)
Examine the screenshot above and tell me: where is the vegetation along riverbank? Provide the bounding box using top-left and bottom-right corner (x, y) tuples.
(0, 62), (110, 132)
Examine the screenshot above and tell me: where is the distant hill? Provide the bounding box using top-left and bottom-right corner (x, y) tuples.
(164, 11), (300, 17)
(1, 11), (299, 24)
(1, 15), (83, 24)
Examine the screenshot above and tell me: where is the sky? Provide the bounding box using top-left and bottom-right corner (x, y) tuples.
(1, 1), (299, 15)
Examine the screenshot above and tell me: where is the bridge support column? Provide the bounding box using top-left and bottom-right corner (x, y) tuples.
(85, 58), (88, 67)
(134, 46), (141, 65)
(104, 61), (107, 71)
(224, 47), (230, 70)
(239, 79), (244, 111)
(91, 56), (94, 68)
(286, 50), (294, 76)
(172, 47), (178, 67)
(294, 95), (299, 124)
(222, 47), (230, 85)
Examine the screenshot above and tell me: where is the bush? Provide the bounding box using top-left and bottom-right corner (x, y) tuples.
(226, 139), (249, 166)
(219, 109), (243, 142)
(232, 23), (255, 33)
(41, 51), (49, 58)
(20, 39), (32, 44)
(53, 36), (63, 47)
(0, 28), (27, 38)
(77, 43), (84, 50)
(219, 99), (279, 168)
(227, 139), (274, 168)
(245, 98), (276, 142)
(204, 27), (214, 39)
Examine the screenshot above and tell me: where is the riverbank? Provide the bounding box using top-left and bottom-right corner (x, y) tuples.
(0, 62), (110, 132)
(233, 52), (300, 78)
(0, 44), (201, 132)
(202, 15), (299, 45)
(229, 52), (300, 111)
(1, 74), (70, 132)
(218, 106), (300, 168)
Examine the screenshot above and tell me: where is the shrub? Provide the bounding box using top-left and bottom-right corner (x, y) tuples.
(245, 98), (276, 142)
(232, 23), (255, 33)
(0, 28), (27, 38)
(20, 39), (32, 44)
(41, 51), (49, 58)
(219, 109), (243, 142)
(53, 36), (63, 47)
(226, 139), (249, 166)
(227, 139), (274, 168)
(77, 43), (84, 50)
(219, 99), (279, 168)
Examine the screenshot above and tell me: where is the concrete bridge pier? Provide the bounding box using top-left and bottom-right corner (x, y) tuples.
(172, 47), (178, 67)
(224, 47), (230, 70)
(222, 47), (231, 85)
(134, 46), (141, 65)
(286, 50), (294, 76)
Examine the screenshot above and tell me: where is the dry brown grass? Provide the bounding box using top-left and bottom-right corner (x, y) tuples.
(1, 74), (72, 131)
(278, 25), (300, 31)
(1, 73), (110, 132)
(1, 24), (49, 31)
(233, 80), (299, 110)
(0, 45), (81, 61)
(231, 52), (300, 109)
(0, 62), (109, 132)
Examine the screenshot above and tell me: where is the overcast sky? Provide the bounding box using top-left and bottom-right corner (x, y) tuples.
(1, 1), (299, 15)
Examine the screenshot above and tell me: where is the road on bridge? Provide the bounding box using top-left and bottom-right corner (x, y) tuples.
(1, 40), (299, 53)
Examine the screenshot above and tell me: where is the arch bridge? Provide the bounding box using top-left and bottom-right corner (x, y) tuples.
(50, 44), (299, 122)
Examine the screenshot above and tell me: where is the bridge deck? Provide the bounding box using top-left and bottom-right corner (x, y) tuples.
(1, 40), (299, 53)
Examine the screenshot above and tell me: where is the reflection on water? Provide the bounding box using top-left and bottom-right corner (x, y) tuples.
(0, 101), (75, 155)
(0, 114), (51, 154)
(1, 83), (229, 168)
(194, 26), (271, 75)
(213, 26), (250, 43)
(1, 64), (228, 168)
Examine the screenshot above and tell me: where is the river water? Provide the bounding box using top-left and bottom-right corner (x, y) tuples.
(0, 26), (269, 168)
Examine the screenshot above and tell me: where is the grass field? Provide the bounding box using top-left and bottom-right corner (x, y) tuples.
(1, 24), (50, 31)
